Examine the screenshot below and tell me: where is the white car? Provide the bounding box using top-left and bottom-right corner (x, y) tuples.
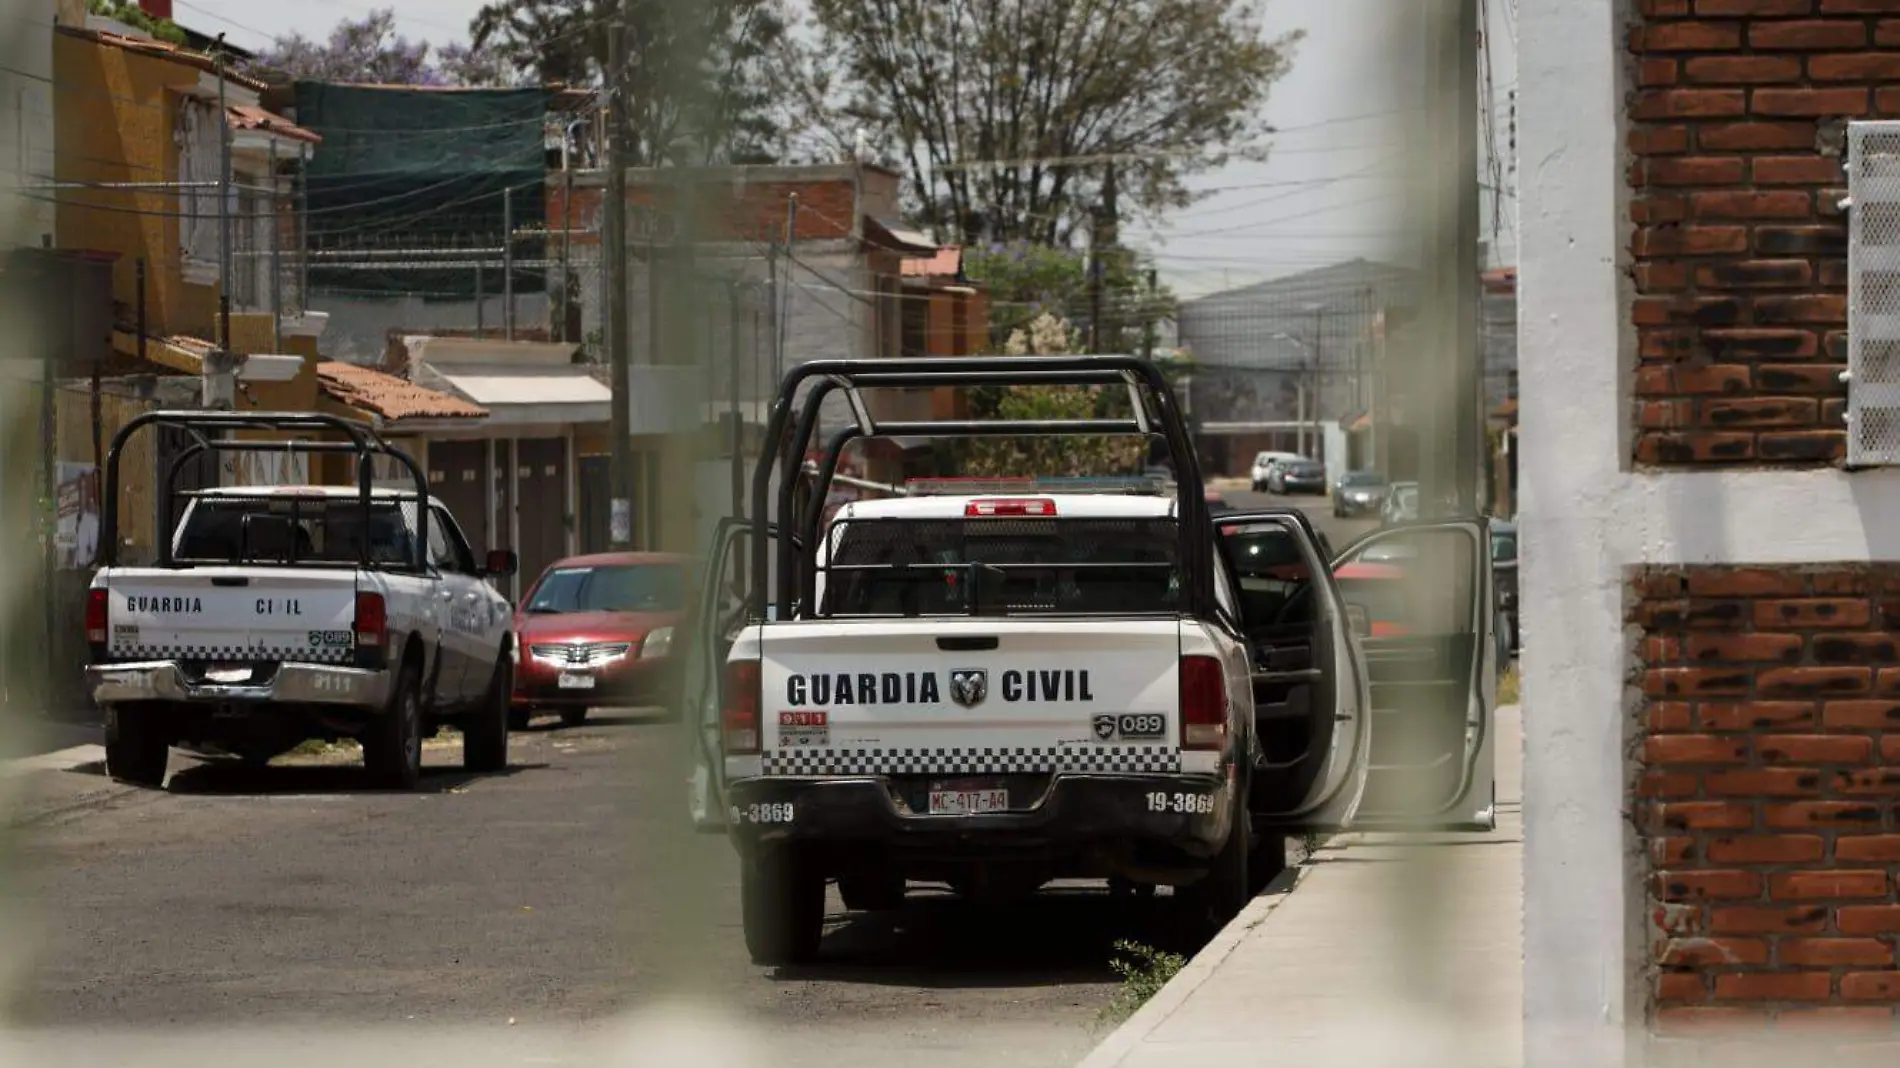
(84, 412), (518, 791)
(1251, 451), (1306, 493)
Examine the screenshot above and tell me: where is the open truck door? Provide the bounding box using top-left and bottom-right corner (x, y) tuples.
(1329, 519), (1498, 831)
(685, 518), (779, 833)
(1212, 510), (1373, 834)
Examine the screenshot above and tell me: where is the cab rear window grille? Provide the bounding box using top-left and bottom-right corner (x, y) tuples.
(816, 516), (1181, 618)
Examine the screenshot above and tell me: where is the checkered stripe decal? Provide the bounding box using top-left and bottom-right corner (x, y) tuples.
(109, 642), (355, 664)
(760, 745), (1181, 777)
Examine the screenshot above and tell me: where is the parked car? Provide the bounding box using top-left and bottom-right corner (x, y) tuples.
(1250, 451), (1304, 493)
(1267, 458), (1327, 495)
(1380, 481), (1420, 525)
(1492, 519), (1519, 654)
(511, 551), (693, 728)
(1332, 470), (1391, 518)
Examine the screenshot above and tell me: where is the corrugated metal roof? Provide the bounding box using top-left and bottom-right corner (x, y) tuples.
(317, 361), (487, 421)
(428, 366), (612, 407)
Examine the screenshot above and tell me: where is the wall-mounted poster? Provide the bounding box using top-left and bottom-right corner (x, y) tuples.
(55, 462), (99, 570)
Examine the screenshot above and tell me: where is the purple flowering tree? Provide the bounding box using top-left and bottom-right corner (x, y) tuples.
(250, 9), (508, 87)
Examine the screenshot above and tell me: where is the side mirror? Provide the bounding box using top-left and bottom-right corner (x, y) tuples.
(1346, 603), (1370, 638)
(485, 549), (518, 577)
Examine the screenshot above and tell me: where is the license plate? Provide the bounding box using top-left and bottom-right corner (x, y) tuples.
(927, 779), (1010, 815)
(557, 672), (596, 690)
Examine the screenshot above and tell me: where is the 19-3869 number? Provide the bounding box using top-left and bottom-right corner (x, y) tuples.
(730, 802), (795, 824)
(1146, 791), (1217, 815)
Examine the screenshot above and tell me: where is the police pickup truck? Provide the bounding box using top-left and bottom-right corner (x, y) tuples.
(684, 356), (1499, 965)
(83, 412), (518, 790)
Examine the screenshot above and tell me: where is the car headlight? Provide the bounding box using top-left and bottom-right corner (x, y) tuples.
(641, 626), (674, 660)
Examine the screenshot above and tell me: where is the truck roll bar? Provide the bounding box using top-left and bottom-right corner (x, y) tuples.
(100, 409), (430, 572)
(748, 356), (1213, 624)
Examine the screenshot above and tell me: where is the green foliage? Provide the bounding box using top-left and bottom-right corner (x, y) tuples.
(87, 0), (187, 45)
(962, 243), (1176, 355)
(470, 0), (792, 165)
(790, 0), (1302, 246)
(958, 313), (1149, 479)
(1099, 940), (1187, 1027)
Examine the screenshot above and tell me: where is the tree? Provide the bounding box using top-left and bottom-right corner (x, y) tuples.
(963, 241), (1176, 353)
(469, 0), (792, 165)
(87, 0), (184, 44)
(249, 9), (507, 86)
(790, 0), (1301, 247)
(961, 313), (1149, 478)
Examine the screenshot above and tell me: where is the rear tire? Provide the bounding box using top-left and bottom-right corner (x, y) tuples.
(559, 707), (588, 727)
(1182, 788), (1252, 936)
(838, 873), (905, 912)
(1249, 830), (1288, 896)
(742, 846), (824, 966)
(103, 707), (168, 788)
(364, 662), (423, 791)
(463, 659), (511, 773)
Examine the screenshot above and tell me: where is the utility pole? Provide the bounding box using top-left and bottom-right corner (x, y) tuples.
(502, 185), (515, 341)
(1451, 0), (1482, 515)
(1089, 163), (1119, 354)
(729, 283), (745, 520)
(605, 13), (635, 550)
(269, 138), (282, 353)
(215, 36), (232, 355)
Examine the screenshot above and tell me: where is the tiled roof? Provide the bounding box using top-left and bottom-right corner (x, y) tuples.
(228, 104), (321, 144)
(901, 247), (962, 278)
(62, 26), (271, 92)
(317, 361), (487, 421)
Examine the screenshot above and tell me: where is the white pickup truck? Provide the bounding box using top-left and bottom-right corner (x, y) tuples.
(84, 412), (519, 790)
(683, 357), (1499, 965)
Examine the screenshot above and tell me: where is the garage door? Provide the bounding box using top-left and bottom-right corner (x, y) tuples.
(427, 440), (489, 553)
(515, 437), (568, 594)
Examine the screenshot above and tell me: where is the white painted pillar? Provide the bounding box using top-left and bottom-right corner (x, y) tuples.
(508, 434), (521, 603)
(564, 428), (579, 556)
(1518, 0), (1637, 1066)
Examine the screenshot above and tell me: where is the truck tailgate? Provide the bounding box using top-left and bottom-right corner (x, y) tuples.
(105, 567), (360, 663)
(757, 617), (1184, 777)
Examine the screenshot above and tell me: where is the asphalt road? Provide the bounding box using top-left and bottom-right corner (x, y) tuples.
(0, 490), (1370, 1067)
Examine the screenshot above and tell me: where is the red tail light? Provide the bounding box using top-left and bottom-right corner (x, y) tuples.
(722, 659), (761, 755)
(1180, 655), (1227, 751)
(85, 588), (109, 644)
(965, 498), (1057, 517)
(354, 592), (388, 649)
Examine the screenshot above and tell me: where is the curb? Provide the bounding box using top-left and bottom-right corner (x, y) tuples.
(1075, 864), (1312, 1068)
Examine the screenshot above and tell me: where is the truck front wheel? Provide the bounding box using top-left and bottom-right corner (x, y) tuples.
(463, 659), (510, 773)
(742, 846), (824, 966)
(103, 707), (168, 788)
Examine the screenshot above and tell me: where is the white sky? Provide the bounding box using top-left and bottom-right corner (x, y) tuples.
(170, 0), (1515, 299)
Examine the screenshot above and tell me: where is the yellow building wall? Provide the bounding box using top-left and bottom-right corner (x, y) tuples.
(53, 33), (225, 345)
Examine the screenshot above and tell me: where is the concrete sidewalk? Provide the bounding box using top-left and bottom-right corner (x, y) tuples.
(1081, 705), (1524, 1068)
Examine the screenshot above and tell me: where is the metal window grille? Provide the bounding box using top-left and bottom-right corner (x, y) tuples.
(1846, 121), (1900, 465)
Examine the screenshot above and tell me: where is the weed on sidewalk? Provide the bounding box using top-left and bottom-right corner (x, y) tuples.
(1098, 939), (1186, 1027)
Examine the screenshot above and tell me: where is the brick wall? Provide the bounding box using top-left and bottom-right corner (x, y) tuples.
(1633, 564), (1900, 1032)
(1623, 2), (1900, 467)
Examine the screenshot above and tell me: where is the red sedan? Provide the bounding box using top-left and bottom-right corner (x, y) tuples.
(510, 551), (692, 728)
